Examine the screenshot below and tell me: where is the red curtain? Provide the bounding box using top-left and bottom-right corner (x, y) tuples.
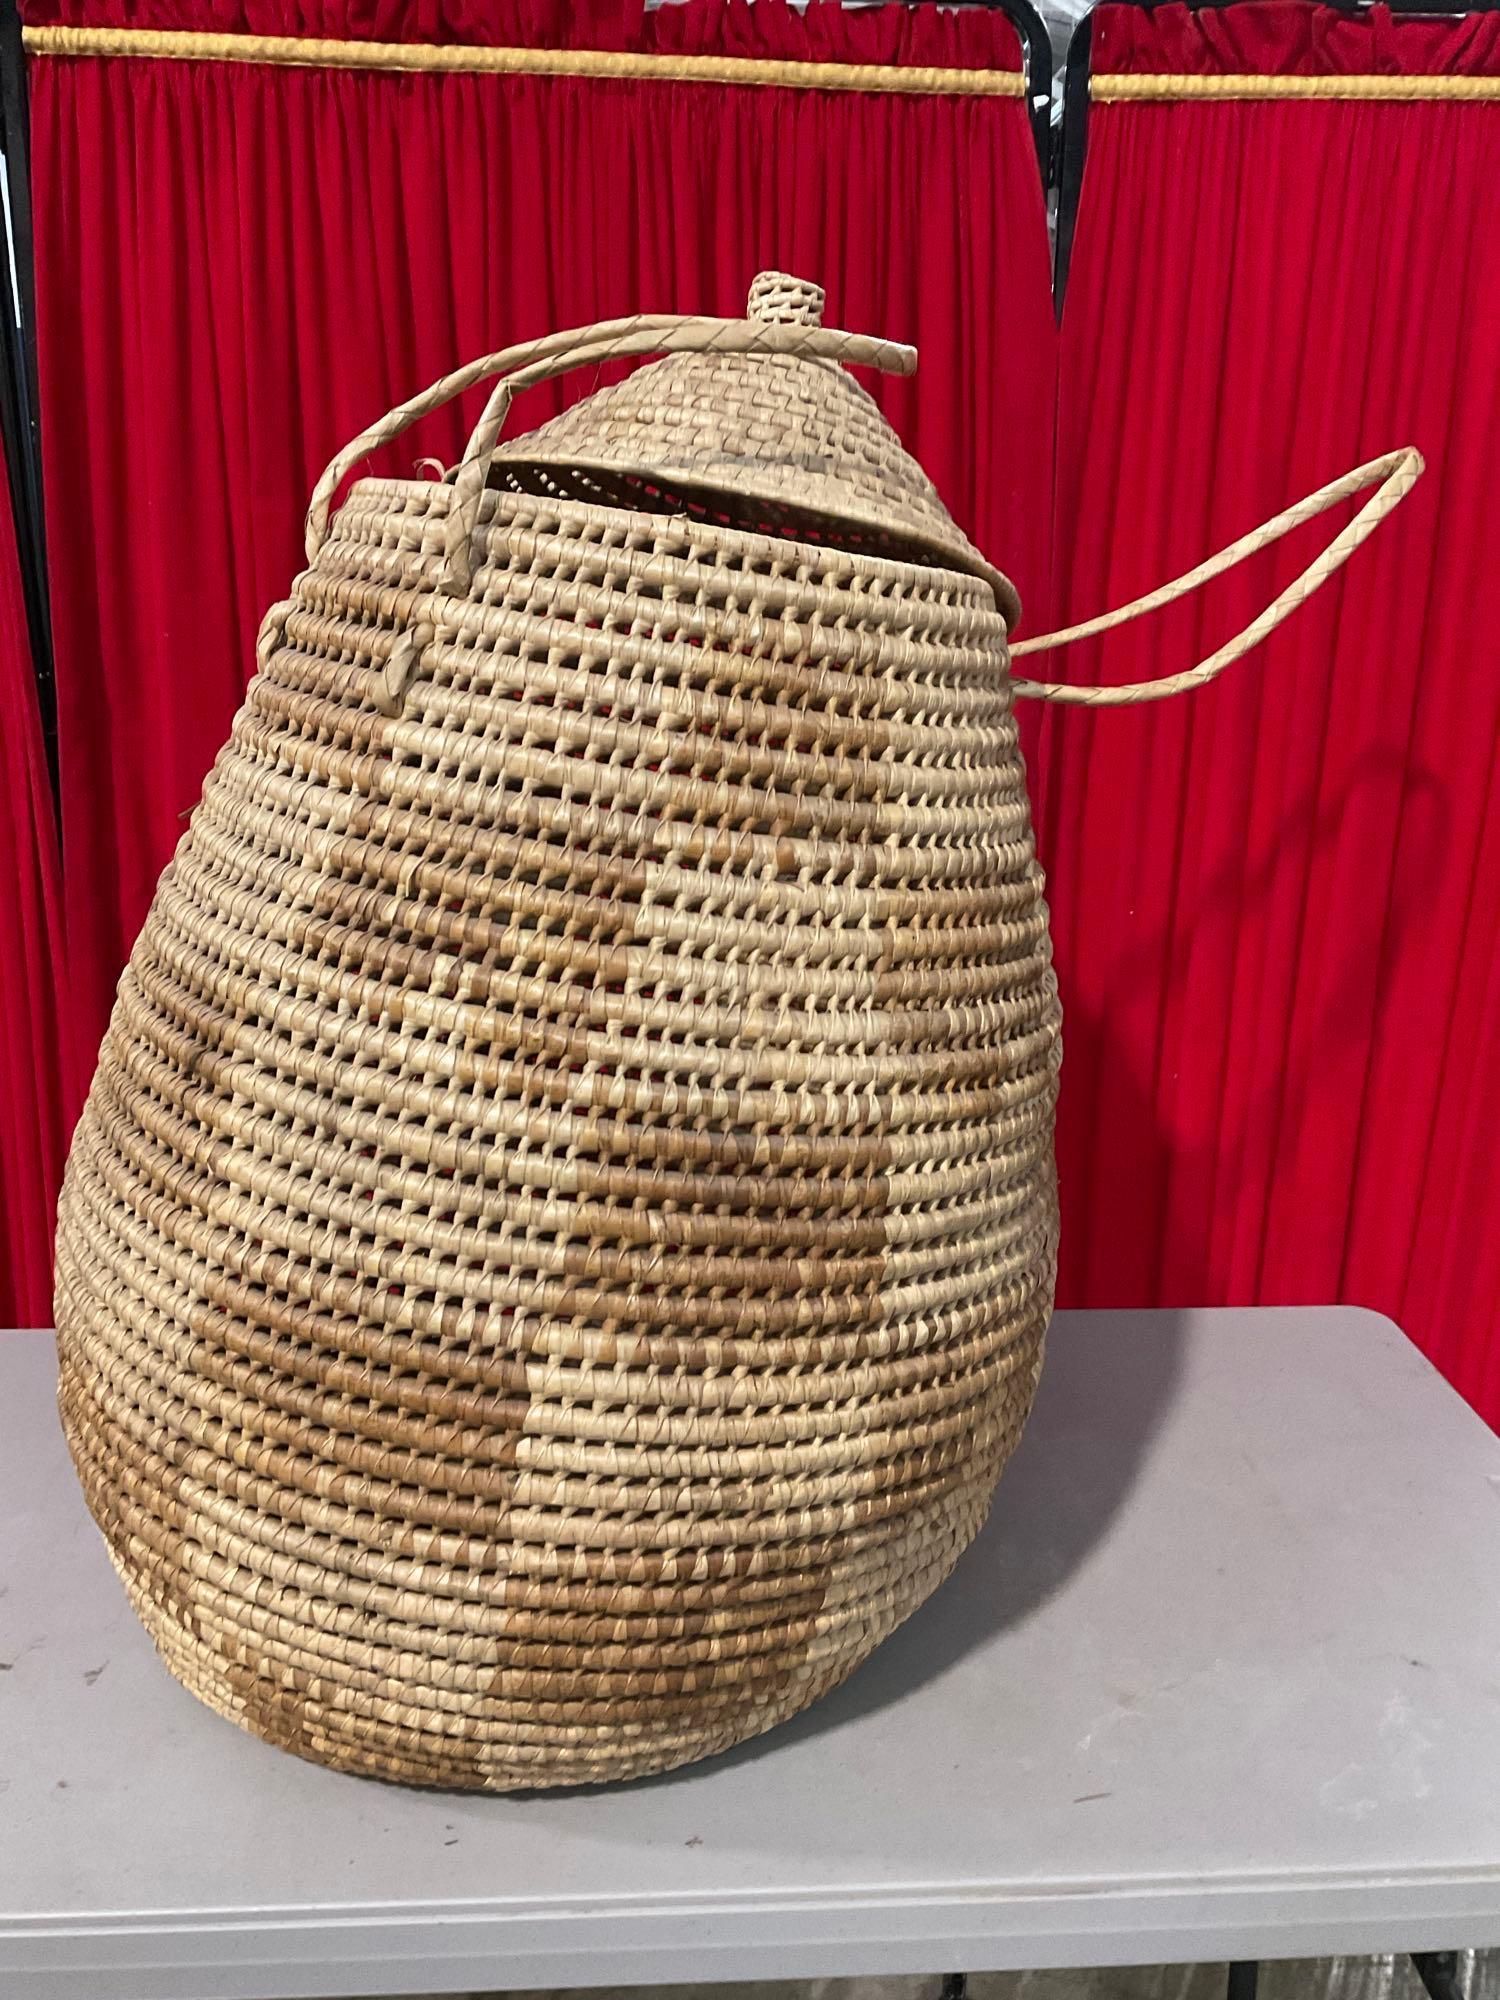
(0, 475), (67, 1326)
(25, 0), (1057, 1115)
(1048, 2), (1500, 1422)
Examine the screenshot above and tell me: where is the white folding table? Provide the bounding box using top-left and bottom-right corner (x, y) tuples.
(3, 1307), (1498, 2000)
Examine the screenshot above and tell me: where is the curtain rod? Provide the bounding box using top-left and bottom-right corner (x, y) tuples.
(1092, 70), (1500, 98)
(21, 23), (1026, 95)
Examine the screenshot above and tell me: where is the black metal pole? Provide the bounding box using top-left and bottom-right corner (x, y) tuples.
(1413, 1952), (1465, 2000)
(1051, 8), (1092, 317)
(988, 0), (1055, 184)
(0, 0), (58, 830)
(1226, 1960), (1260, 2000)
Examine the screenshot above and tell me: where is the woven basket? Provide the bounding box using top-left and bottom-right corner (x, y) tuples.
(54, 272), (1420, 1791)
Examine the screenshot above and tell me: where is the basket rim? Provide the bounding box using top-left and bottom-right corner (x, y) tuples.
(343, 471), (1019, 625)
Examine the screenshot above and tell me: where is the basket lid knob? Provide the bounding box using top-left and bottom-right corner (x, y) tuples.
(748, 271), (825, 327)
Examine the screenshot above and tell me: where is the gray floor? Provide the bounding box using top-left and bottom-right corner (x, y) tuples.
(373, 1955), (1499, 2000)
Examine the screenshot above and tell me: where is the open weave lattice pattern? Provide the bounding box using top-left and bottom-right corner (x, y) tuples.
(490, 275), (1018, 618)
(54, 295), (1061, 1788)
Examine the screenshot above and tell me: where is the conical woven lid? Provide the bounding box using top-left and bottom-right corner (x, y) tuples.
(493, 271), (1020, 625)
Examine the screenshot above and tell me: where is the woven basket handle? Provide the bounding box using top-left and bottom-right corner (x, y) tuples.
(304, 310), (917, 584)
(307, 314), (685, 561)
(1009, 446), (1424, 705)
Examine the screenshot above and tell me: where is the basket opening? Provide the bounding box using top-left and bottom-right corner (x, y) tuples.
(491, 459), (972, 577)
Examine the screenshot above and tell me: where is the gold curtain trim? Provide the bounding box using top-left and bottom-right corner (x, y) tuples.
(1092, 70), (1500, 101)
(21, 22), (1026, 95)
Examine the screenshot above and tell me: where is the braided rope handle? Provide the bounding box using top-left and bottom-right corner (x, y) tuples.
(1010, 446), (1424, 705)
(305, 309), (917, 590)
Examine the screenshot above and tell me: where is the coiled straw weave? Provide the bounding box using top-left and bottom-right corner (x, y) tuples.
(54, 273), (1420, 1790)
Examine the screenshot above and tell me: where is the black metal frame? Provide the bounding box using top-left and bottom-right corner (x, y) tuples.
(1228, 1956), (1469, 2000)
(0, 0), (56, 819)
(937, 1955), (1472, 1998)
(1414, 1953), (1469, 2000)
(1052, 9), (1093, 312)
(976, 0), (1057, 182)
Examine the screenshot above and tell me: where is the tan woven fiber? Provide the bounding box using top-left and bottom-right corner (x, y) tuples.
(56, 276), (1059, 1789)
(1091, 72), (1500, 101)
(1009, 446), (1423, 705)
(55, 272), (1418, 1791)
(21, 23), (1026, 96)
(30, 25), (1491, 101)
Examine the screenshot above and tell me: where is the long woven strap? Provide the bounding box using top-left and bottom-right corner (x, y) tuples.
(1010, 447), (1424, 705)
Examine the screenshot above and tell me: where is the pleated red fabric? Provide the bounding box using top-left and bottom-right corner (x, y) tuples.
(24, 0), (1056, 1114)
(1095, 0), (1500, 77)
(1047, 2), (1500, 1423)
(0, 476), (67, 1326)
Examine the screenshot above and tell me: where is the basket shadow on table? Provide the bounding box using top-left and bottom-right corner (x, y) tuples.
(619, 994), (1191, 1783)
(639, 744), (1449, 1780)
